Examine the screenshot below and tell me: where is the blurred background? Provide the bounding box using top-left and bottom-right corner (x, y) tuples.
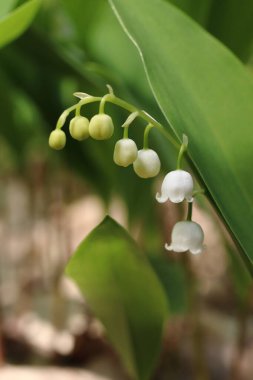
(0, 0), (253, 379)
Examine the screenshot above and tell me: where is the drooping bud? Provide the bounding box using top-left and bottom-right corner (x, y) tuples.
(156, 170), (194, 203)
(48, 129), (66, 150)
(165, 221), (204, 254)
(69, 116), (89, 141)
(113, 138), (138, 167)
(89, 114), (114, 140)
(133, 149), (161, 178)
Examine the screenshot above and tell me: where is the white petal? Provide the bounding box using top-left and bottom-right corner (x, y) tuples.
(156, 192), (169, 203)
(189, 247), (203, 254)
(156, 170), (193, 204)
(113, 139), (138, 167)
(169, 194), (185, 203)
(168, 221), (204, 255)
(133, 149), (161, 178)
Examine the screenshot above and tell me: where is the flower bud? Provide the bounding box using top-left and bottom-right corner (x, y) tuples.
(165, 221), (204, 254)
(133, 149), (161, 178)
(48, 129), (66, 150)
(113, 138), (138, 167)
(89, 113), (114, 140)
(156, 170), (193, 203)
(69, 116), (89, 141)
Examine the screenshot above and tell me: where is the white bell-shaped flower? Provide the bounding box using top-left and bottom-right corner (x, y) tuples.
(133, 149), (161, 178)
(113, 138), (138, 167)
(156, 170), (193, 203)
(165, 221), (204, 254)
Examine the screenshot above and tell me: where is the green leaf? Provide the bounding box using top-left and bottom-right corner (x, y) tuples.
(0, 0), (18, 18)
(110, 0), (253, 272)
(227, 243), (253, 303)
(207, 0), (253, 62)
(0, 0), (41, 49)
(65, 216), (168, 380)
(168, 0), (213, 26)
(149, 255), (188, 315)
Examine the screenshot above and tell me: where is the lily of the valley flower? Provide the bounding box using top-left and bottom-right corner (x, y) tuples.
(133, 149), (161, 178)
(89, 113), (114, 140)
(113, 138), (138, 167)
(156, 170), (193, 203)
(48, 129), (66, 150)
(165, 221), (204, 254)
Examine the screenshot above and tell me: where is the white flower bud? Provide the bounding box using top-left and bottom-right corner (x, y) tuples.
(165, 221), (204, 254)
(69, 116), (89, 141)
(89, 113), (114, 140)
(113, 138), (138, 167)
(156, 170), (193, 203)
(133, 149), (161, 178)
(48, 129), (66, 150)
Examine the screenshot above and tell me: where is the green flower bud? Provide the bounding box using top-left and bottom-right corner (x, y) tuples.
(89, 114), (114, 140)
(69, 116), (89, 141)
(48, 129), (66, 150)
(133, 149), (161, 178)
(113, 138), (138, 167)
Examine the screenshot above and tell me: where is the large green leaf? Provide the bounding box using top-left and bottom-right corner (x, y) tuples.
(109, 0), (253, 272)
(66, 216), (168, 380)
(207, 0), (253, 62)
(0, 0), (18, 18)
(0, 0), (41, 49)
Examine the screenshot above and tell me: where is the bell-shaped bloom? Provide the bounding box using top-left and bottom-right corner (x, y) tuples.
(69, 116), (89, 141)
(89, 113), (114, 140)
(133, 149), (161, 178)
(156, 170), (193, 203)
(48, 129), (66, 150)
(113, 138), (138, 167)
(165, 221), (204, 254)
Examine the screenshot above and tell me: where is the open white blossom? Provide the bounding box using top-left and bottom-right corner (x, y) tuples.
(165, 221), (204, 254)
(156, 170), (193, 203)
(133, 149), (161, 178)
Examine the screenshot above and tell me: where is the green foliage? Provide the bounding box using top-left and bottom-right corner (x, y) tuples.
(207, 0), (253, 62)
(0, 0), (41, 49)
(228, 243), (253, 303)
(0, 0), (18, 18)
(66, 216), (168, 380)
(110, 0), (253, 273)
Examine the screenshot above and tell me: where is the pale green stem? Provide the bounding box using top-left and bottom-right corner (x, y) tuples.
(123, 126), (129, 139)
(56, 97), (101, 129)
(192, 189), (205, 197)
(56, 94), (179, 149)
(177, 134), (188, 169)
(143, 123), (154, 149)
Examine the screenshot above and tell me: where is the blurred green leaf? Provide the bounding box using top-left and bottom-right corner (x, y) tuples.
(66, 216), (168, 380)
(168, 0), (213, 26)
(110, 0), (253, 273)
(228, 243), (253, 303)
(0, 0), (41, 49)
(0, 0), (18, 18)
(207, 0), (253, 62)
(149, 255), (188, 315)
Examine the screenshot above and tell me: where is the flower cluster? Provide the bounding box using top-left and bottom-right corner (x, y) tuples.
(155, 135), (205, 254)
(49, 87), (205, 255)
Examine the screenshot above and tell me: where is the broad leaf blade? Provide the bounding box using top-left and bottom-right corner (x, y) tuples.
(207, 0), (253, 62)
(66, 216), (168, 380)
(0, 0), (41, 49)
(110, 0), (253, 270)
(0, 0), (18, 18)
